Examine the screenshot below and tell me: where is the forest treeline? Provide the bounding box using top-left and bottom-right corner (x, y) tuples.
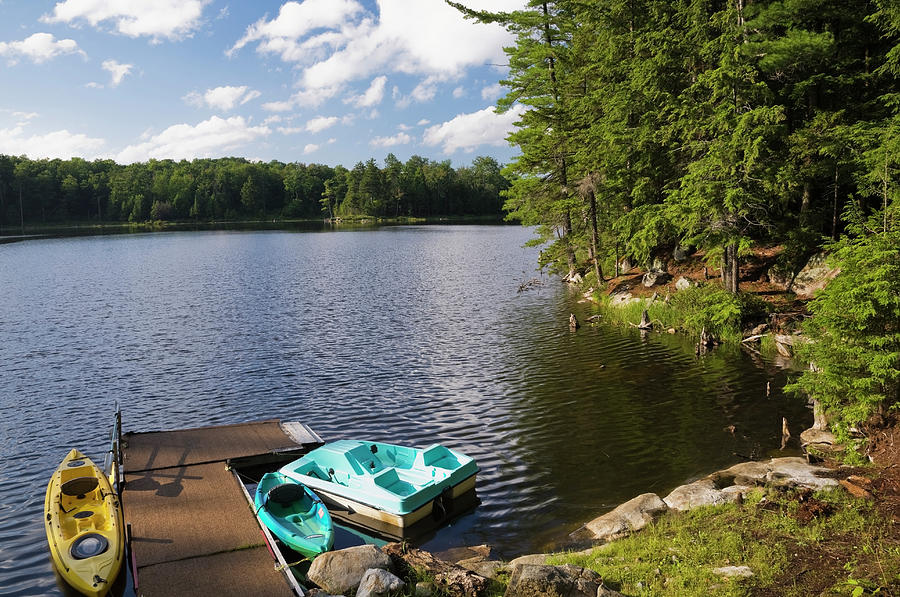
(452, 0), (900, 452)
(0, 153), (509, 228)
(452, 0), (900, 289)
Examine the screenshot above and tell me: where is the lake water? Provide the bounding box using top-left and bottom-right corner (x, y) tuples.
(0, 225), (811, 595)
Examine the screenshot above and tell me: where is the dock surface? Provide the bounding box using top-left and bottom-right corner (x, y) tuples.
(121, 419), (321, 597)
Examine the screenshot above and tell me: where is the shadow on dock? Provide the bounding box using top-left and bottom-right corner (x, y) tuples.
(121, 420), (321, 597)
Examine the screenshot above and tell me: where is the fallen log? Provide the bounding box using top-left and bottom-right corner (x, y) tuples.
(382, 543), (490, 597)
(741, 333), (767, 343)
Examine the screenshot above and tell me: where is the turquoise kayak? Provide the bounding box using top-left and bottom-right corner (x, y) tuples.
(279, 440), (478, 529)
(253, 472), (334, 559)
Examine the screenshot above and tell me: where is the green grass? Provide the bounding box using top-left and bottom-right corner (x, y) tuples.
(593, 284), (768, 344)
(547, 487), (900, 596)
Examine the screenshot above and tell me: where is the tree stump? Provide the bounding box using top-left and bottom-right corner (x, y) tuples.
(381, 543), (489, 597)
(638, 309), (652, 330)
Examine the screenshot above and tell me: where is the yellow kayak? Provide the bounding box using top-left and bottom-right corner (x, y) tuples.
(44, 449), (124, 597)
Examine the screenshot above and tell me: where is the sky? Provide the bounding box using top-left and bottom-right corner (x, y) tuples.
(0, 0), (526, 167)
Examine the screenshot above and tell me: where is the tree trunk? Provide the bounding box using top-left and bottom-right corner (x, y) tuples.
(588, 188), (603, 283)
(722, 243), (740, 294)
(730, 243), (740, 293)
(562, 208), (576, 277)
(832, 164), (839, 240)
(382, 543), (489, 597)
(800, 181), (811, 216)
(615, 243), (620, 278)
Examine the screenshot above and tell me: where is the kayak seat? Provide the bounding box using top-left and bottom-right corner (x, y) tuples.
(267, 483), (306, 507)
(61, 477), (99, 497)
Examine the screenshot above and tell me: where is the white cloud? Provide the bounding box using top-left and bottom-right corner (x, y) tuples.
(417, 118), (430, 126)
(2, 109), (40, 125)
(347, 75), (387, 108)
(102, 59), (132, 87)
(453, 86), (466, 98)
(229, 0), (363, 59)
(0, 124), (104, 159)
(0, 33), (85, 64)
(276, 126), (304, 135)
(423, 104), (525, 154)
(42, 0), (210, 41)
(303, 143), (319, 154)
(261, 100), (295, 112)
(185, 85), (261, 111)
(370, 132), (411, 148)
(411, 77), (438, 102)
(115, 115), (270, 163)
(481, 83), (503, 101)
(232, 0), (520, 92)
(262, 86), (341, 112)
(305, 116), (339, 133)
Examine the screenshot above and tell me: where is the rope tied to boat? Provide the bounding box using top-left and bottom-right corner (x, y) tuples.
(275, 556), (310, 572)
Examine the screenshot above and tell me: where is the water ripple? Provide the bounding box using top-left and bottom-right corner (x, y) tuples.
(0, 226), (810, 593)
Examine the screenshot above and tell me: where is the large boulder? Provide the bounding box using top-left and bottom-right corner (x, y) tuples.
(356, 568), (406, 597)
(642, 270), (671, 287)
(307, 545), (392, 595)
(664, 478), (728, 511)
(766, 457), (839, 490)
(585, 493), (668, 541)
(718, 461), (771, 486)
(791, 253), (839, 297)
(508, 553), (549, 569)
(675, 276), (693, 291)
(504, 564), (601, 597)
(609, 291), (641, 306)
(458, 557), (505, 579)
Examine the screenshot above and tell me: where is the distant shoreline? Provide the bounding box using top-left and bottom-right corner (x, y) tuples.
(0, 215), (513, 242)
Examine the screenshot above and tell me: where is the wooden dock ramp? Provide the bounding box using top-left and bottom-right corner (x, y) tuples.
(121, 419), (322, 596)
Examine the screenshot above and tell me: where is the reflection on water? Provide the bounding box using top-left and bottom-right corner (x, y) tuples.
(0, 226), (810, 595)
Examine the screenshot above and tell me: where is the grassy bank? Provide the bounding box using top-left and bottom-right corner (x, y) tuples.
(549, 486), (899, 596)
(591, 284), (772, 346)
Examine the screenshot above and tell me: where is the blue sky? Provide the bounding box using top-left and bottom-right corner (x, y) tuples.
(0, 0), (525, 167)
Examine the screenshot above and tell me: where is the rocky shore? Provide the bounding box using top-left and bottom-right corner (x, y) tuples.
(299, 456), (857, 597)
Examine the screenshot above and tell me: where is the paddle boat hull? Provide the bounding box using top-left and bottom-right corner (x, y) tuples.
(279, 440), (478, 529)
(44, 449), (124, 597)
(253, 472), (334, 559)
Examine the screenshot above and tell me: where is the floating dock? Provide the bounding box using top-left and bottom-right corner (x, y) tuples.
(120, 419), (323, 597)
